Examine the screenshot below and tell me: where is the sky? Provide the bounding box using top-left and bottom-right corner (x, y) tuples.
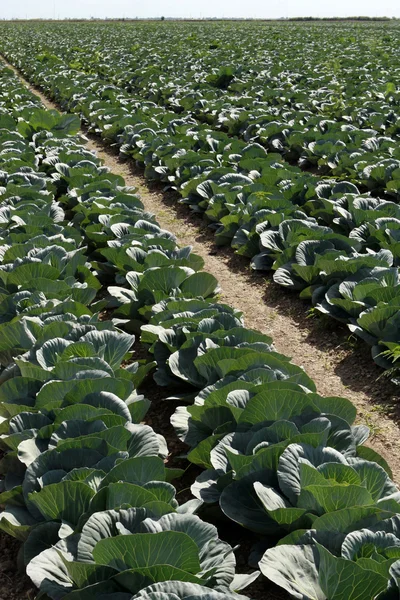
(3, 0), (400, 20)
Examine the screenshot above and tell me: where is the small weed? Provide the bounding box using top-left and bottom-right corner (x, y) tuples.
(376, 364), (400, 382)
(363, 412), (383, 437)
(306, 307), (319, 319)
(379, 345), (400, 364)
(323, 358), (331, 371)
(369, 404), (395, 418)
(345, 334), (358, 349)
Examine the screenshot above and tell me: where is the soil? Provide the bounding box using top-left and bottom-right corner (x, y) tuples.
(0, 534), (35, 600)
(1, 56), (400, 600)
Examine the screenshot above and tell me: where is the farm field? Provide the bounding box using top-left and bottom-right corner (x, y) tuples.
(2, 21), (400, 376)
(0, 19), (399, 600)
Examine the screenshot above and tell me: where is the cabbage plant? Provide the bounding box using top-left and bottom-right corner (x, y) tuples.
(27, 509), (257, 599)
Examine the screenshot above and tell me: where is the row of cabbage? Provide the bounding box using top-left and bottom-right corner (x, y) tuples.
(0, 64), (261, 600)
(1, 53), (400, 600)
(1, 24), (400, 377)
(4, 22), (400, 192)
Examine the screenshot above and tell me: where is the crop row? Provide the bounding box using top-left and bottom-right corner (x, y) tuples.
(5, 21), (400, 185)
(54, 22), (400, 188)
(1, 23), (400, 379)
(5, 22), (400, 196)
(0, 51), (400, 599)
(0, 64), (257, 600)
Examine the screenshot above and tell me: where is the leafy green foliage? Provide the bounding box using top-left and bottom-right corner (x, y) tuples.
(260, 521), (400, 599)
(5, 20), (400, 377)
(27, 510), (249, 599)
(0, 62), (256, 600)
(1, 21), (400, 600)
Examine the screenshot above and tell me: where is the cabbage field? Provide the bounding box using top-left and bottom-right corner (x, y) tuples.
(0, 19), (399, 600)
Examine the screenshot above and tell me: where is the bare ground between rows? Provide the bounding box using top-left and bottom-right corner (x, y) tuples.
(0, 56), (399, 600)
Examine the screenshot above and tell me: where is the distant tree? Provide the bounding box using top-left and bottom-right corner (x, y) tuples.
(161, 16), (165, 21)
